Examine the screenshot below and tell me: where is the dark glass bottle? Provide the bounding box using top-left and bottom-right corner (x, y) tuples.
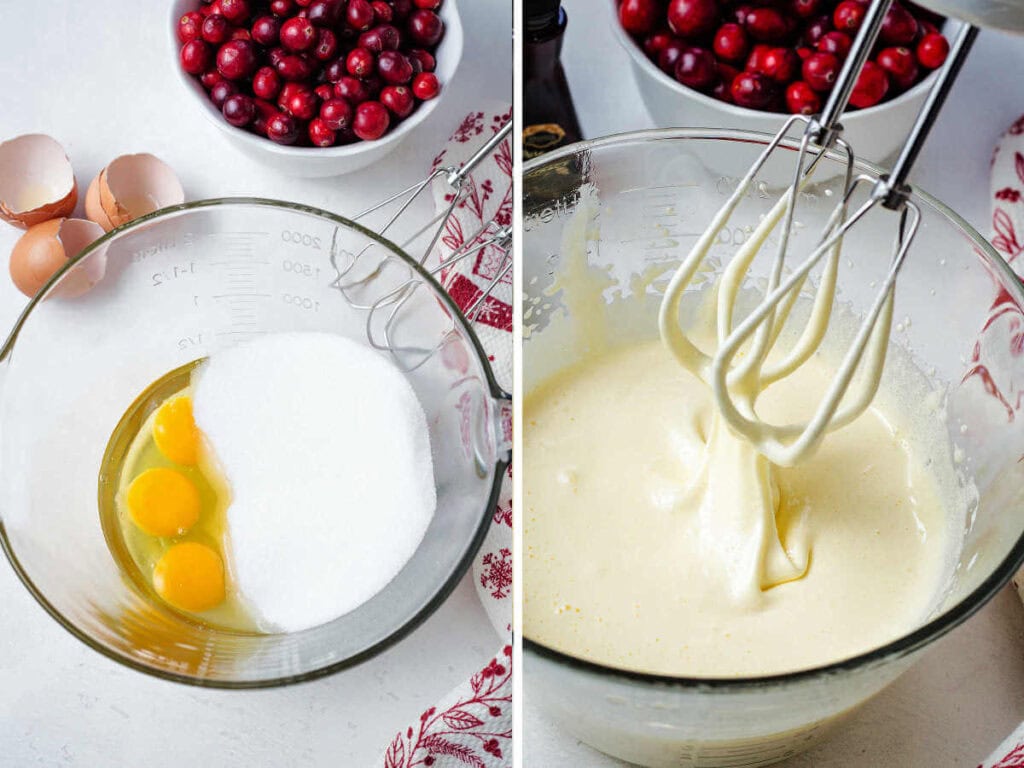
(523, 0), (583, 160)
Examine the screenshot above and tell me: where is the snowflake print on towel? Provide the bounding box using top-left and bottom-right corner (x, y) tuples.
(383, 646), (513, 768)
(480, 548), (512, 600)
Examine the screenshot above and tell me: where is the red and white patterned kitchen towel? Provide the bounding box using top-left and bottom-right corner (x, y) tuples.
(382, 104), (513, 768)
(978, 115), (1024, 768)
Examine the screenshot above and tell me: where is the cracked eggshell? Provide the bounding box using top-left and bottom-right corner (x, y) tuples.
(98, 154), (184, 228)
(9, 217), (106, 298)
(85, 171), (115, 232)
(0, 134), (78, 229)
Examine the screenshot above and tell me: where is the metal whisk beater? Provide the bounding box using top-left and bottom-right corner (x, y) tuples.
(660, 2), (978, 466)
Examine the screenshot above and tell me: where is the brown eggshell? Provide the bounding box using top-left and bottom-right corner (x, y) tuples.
(98, 154), (184, 228)
(0, 134), (78, 229)
(85, 171), (115, 232)
(9, 217), (105, 298)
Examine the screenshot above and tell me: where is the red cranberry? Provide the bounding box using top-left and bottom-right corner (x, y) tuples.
(276, 52), (315, 80)
(200, 69), (224, 88)
(408, 48), (435, 72)
(180, 40), (213, 75)
(713, 23), (749, 62)
(251, 15), (281, 46)
(315, 83), (334, 100)
(817, 30), (852, 58)
(282, 17), (317, 51)
(266, 112), (300, 144)
(919, 18), (939, 35)
(619, 0), (660, 35)
(762, 46), (800, 83)
(217, 40), (259, 80)
(746, 44), (773, 74)
(353, 100), (390, 139)
(786, 80), (822, 113)
(643, 31), (673, 58)
(412, 71), (439, 100)
(324, 58), (347, 82)
(917, 32), (948, 69)
(732, 4), (754, 25)
(295, 0), (313, 6)
(744, 7), (788, 42)
(880, 2), (918, 45)
(801, 14), (832, 45)
(390, 0), (413, 21)
(413, 0), (440, 7)
(335, 76), (370, 102)
(268, 46), (286, 67)
(833, 1), (866, 31)
(377, 50), (413, 84)
(313, 28), (338, 60)
(230, 28), (252, 41)
(796, 45), (812, 59)
(347, 47), (375, 77)
(717, 61), (740, 86)
(320, 97), (354, 128)
(209, 79), (238, 107)
(380, 84), (415, 117)
(253, 66), (283, 99)
(849, 60), (889, 107)
(711, 79), (732, 102)
(178, 11), (203, 43)
(658, 39), (687, 74)
(360, 24), (402, 52)
(252, 98), (278, 135)
(407, 9), (444, 46)
(308, 0), (344, 26)
(730, 71), (777, 109)
(667, 0), (718, 38)
(362, 74), (383, 98)
(877, 45), (919, 89)
(269, 0), (294, 15)
(222, 94), (256, 126)
(372, 1), (393, 22)
(789, 0), (821, 19)
(802, 51), (840, 91)
(220, 0), (250, 24)
(204, 0), (223, 14)
(674, 46), (717, 92)
(308, 118), (336, 146)
(201, 14), (231, 44)
(347, 0), (375, 30)
(283, 85), (320, 119)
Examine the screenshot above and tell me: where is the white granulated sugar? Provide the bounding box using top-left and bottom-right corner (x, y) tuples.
(192, 332), (436, 632)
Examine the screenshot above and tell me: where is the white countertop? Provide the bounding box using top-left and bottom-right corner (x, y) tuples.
(526, 2), (1024, 766)
(0, 1), (509, 765)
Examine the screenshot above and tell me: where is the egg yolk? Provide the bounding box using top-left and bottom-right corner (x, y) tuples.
(153, 542), (225, 613)
(153, 396), (199, 466)
(126, 467), (201, 538)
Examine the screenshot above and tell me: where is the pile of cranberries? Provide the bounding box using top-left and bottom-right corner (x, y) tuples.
(618, 0), (950, 114)
(177, 0), (445, 147)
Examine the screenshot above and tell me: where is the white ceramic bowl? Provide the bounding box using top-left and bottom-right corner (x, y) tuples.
(608, 0), (963, 163)
(168, 0), (463, 177)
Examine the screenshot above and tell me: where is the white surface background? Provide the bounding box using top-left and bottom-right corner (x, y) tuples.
(0, 1), (510, 766)
(524, 3), (1024, 766)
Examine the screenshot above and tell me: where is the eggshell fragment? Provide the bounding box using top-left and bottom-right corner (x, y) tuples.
(0, 134), (78, 229)
(98, 154), (184, 228)
(9, 217), (106, 298)
(85, 171), (115, 232)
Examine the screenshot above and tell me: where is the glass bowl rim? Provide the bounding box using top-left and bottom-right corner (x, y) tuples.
(0, 196), (510, 689)
(523, 127), (1024, 691)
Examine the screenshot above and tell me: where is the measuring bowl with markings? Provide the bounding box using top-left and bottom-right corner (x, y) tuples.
(0, 198), (509, 687)
(523, 129), (1024, 766)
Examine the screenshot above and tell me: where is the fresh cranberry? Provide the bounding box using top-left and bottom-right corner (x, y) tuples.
(713, 23), (749, 62)
(377, 50), (413, 84)
(917, 32), (948, 69)
(411, 71), (439, 100)
(314, 83), (334, 100)
(180, 40), (213, 75)
(407, 48), (435, 72)
(762, 46), (800, 83)
(280, 16), (316, 51)
(268, 46), (286, 67)
(222, 94), (256, 126)
(200, 69), (224, 88)
(372, 1), (393, 23)
(354, 100), (390, 139)
(730, 71), (777, 109)
(877, 45), (919, 89)
(308, 0), (343, 25)
(390, 0), (413, 21)
(314, 28), (338, 60)
(413, 0), (440, 7)
(275, 52), (315, 80)
(320, 97), (354, 128)
(252, 98), (278, 135)
(252, 66), (283, 99)
(667, 0), (718, 38)
(732, 4), (754, 25)
(407, 9), (444, 46)
(658, 39), (687, 74)
(209, 79), (238, 107)
(802, 51), (840, 91)
(673, 46), (717, 92)
(619, 0), (660, 35)
(362, 74), (383, 98)
(360, 24), (402, 51)
(220, 0), (250, 23)
(282, 85), (319, 119)
(347, 0), (375, 30)
(334, 75), (369, 102)
(880, 2), (918, 45)
(744, 7), (788, 42)
(203, 0), (223, 15)
(230, 28), (252, 41)
(217, 39), (259, 79)
(746, 43), (773, 74)
(796, 45), (812, 59)
(711, 79), (732, 102)
(269, 0), (294, 15)
(266, 112), (300, 144)
(801, 14), (832, 45)
(178, 12), (204, 43)
(347, 47), (375, 77)
(919, 18), (939, 35)
(251, 15), (281, 46)
(717, 61), (740, 86)
(849, 60), (889, 107)
(786, 80), (821, 113)
(643, 31), (673, 58)
(201, 14), (231, 44)
(816, 30), (852, 58)
(295, 0), (313, 6)
(380, 84), (415, 117)
(789, 0), (821, 19)
(308, 118), (336, 146)
(833, 1), (866, 31)
(324, 58), (347, 82)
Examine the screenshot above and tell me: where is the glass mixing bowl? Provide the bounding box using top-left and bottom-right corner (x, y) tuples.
(523, 129), (1024, 767)
(0, 198), (510, 688)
